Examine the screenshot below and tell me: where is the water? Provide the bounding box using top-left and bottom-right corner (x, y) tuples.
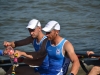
(0, 0), (100, 57)
(0, 0), (100, 75)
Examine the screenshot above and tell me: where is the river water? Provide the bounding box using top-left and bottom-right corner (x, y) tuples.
(0, 0), (100, 61)
(0, 0), (100, 57)
(0, 0), (100, 75)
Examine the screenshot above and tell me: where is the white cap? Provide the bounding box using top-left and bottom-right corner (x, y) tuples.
(26, 19), (41, 29)
(42, 20), (60, 32)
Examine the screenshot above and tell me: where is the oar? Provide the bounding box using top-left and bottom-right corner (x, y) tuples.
(0, 49), (24, 64)
(0, 49), (25, 73)
(75, 52), (89, 74)
(89, 54), (100, 57)
(76, 52), (100, 58)
(0, 59), (11, 64)
(76, 51), (100, 75)
(76, 52), (88, 58)
(0, 57), (24, 65)
(0, 63), (28, 72)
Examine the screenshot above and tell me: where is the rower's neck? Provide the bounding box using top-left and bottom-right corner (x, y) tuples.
(51, 35), (63, 46)
(37, 32), (45, 43)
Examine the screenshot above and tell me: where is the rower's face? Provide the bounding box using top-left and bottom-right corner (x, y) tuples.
(28, 27), (40, 38)
(45, 30), (57, 40)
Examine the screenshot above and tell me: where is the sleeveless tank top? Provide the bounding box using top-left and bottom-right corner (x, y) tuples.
(32, 36), (49, 74)
(33, 36), (46, 51)
(46, 38), (70, 75)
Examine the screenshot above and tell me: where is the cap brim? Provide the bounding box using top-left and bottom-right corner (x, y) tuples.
(42, 27), (51, 32)
(26, 26), (35, 29)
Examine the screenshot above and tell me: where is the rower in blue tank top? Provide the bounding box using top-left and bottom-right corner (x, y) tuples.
(46, 38), (70, 75)
(33, 36), (49, 74)
(41, 20), (80, 75)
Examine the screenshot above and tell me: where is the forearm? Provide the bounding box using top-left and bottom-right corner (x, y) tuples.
(21, 51), (46, 60)
(20, 51), (34, 59)
(70, 59), (80, 75)
(23, 56), (45, 66)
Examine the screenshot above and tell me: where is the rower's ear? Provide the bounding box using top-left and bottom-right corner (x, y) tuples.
(55, 30), (59, 35)
(38, 26), (41, 29)
(37, 26), (41, 32)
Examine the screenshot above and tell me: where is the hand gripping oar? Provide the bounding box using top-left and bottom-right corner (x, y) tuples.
(4, 46), (18, 75)
(0, 49), (25, 73)
(5, 46), (15, 67)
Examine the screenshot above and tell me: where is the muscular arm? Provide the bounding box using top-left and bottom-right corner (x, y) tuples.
(64, 41), (80, 75)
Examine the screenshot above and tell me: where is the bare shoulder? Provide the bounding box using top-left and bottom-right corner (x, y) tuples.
(63, 40), (77, 60)
(64, 40), (74, 48)
(63, 40), (74, 52)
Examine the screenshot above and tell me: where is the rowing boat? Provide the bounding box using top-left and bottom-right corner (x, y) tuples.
(0, 51), (100, 75)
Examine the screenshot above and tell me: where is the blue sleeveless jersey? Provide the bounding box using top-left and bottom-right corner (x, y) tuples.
(46, 38), (70, 75)
(32, 36), (49, 74)
(33, 36), (46, 51)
